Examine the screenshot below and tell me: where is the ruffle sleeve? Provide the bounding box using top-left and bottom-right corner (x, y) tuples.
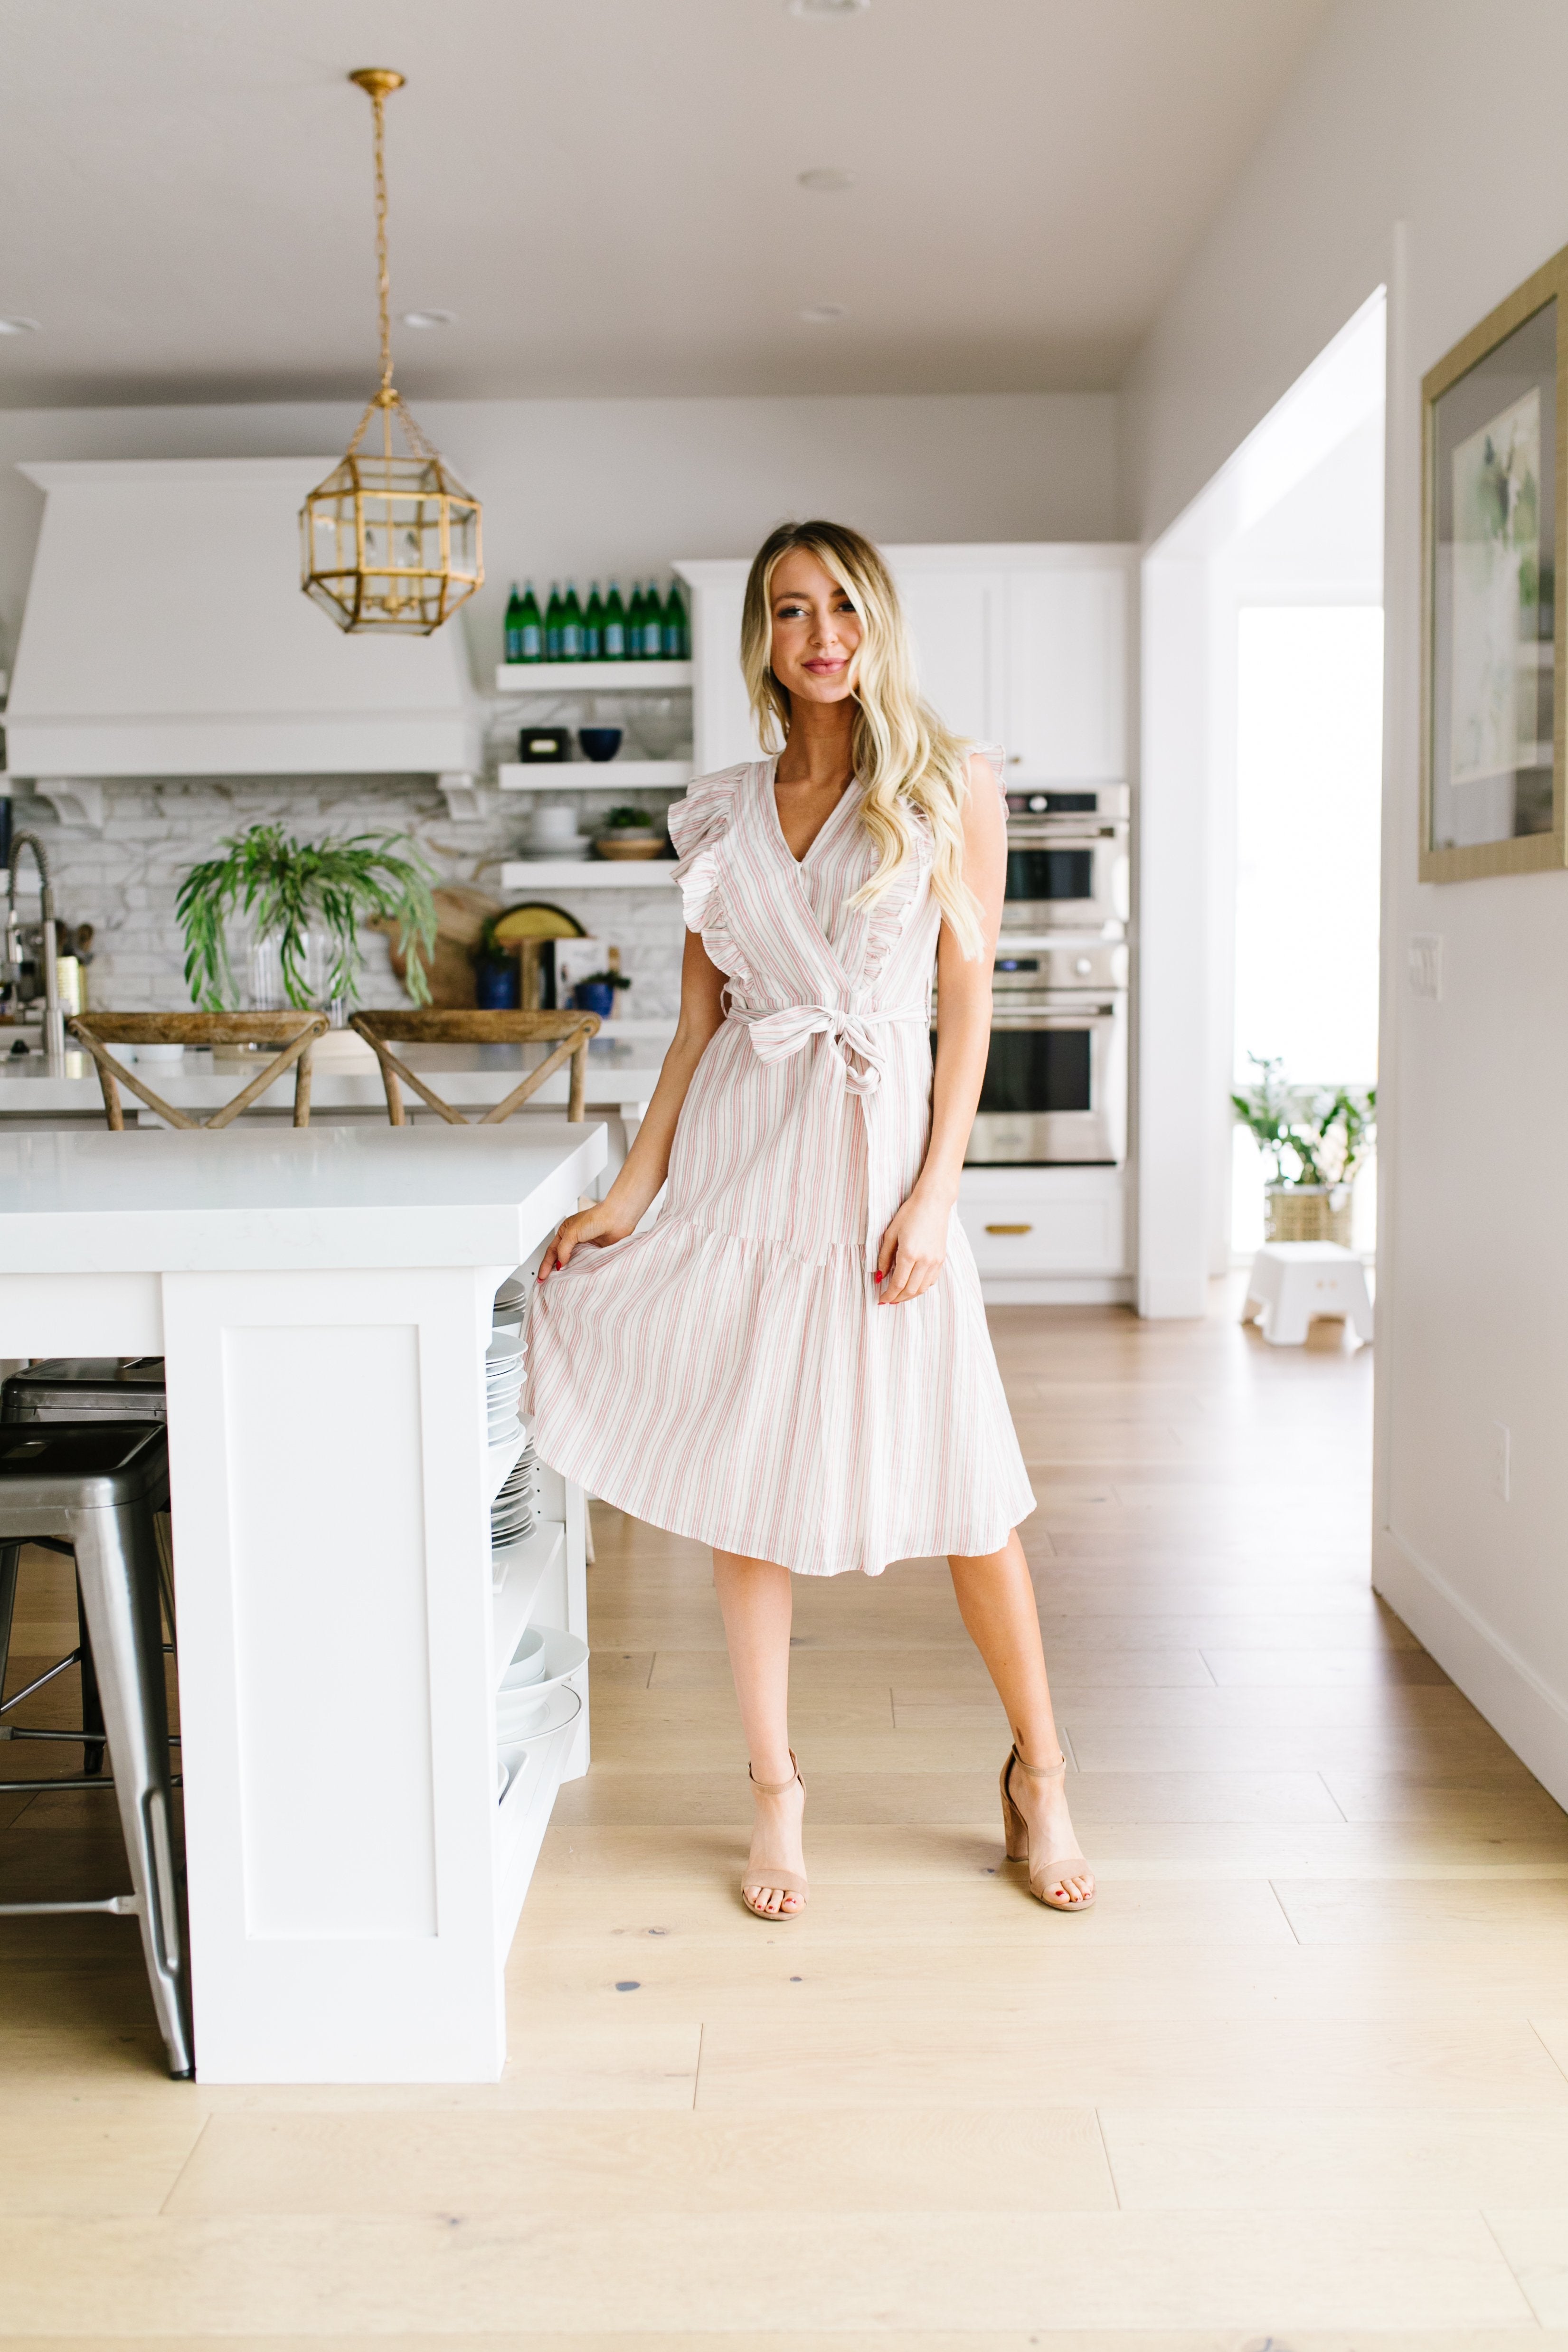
(667, 762), (756, 995)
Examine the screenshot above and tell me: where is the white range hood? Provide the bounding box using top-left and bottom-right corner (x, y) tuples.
(5, 458), (482, 822)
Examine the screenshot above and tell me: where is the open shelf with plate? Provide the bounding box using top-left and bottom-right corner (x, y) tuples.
(490, 1517), (564, 1691)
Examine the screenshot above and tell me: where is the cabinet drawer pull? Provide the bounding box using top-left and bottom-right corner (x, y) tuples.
(984, 1221), (1033, 1235)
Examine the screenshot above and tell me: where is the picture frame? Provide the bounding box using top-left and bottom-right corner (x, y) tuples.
(1421, 242), (1568, 882)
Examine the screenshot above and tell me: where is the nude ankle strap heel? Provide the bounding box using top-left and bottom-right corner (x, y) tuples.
(742, 1749), (808, 1919)
(1000, 1745), (1096, 1913)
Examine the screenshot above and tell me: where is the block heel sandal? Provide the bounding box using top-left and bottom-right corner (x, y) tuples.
(741, 1751), (808, 1919)
(1000, 1745), (1096, 1912)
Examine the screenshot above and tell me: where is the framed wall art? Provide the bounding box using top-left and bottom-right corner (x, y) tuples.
(1422, 242), (1568, 881)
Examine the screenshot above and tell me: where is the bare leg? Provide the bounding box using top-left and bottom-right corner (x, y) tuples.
(712, 1548), (806, 1917)
(948, 1530), (1093, 1906)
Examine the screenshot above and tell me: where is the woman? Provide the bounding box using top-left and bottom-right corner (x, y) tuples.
(527, 520), (1093, 1920)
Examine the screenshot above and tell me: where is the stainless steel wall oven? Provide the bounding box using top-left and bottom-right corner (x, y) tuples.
(938, 940), (1128, 1167)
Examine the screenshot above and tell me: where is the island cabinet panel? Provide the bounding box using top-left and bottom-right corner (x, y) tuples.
(221, 1320), (437, 1940)
(162, 1262), (509, 2083)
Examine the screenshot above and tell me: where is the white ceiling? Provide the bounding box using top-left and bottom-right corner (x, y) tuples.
(0, 0), (1333, 408)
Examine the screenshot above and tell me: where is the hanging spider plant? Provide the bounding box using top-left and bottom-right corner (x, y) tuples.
(175, 823), (438, 1013)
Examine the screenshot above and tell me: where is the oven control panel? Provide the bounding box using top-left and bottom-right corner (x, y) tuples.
(992, 941), (1127, 994)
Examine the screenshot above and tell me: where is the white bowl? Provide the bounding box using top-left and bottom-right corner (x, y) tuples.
(495, 1626), (588, 1735)
(501, 1627), (547, 1689)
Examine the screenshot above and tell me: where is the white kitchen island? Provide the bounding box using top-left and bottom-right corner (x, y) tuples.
(0, 1120), (606, 2082)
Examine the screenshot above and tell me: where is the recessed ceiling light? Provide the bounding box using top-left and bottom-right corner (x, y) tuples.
(800, 303), (847, 324)
(0, 316), (40, 335)
(788, 0), (869, 14)
(400, 309), (455, 330)
(797, 168), (855, 193)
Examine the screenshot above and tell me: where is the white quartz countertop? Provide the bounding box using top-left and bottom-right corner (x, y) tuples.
(0, 1122), (607, 1272)
(0, 1033), (672, 1115)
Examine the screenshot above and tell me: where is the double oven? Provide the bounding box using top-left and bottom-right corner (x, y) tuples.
(943, 783), (1130, 1167)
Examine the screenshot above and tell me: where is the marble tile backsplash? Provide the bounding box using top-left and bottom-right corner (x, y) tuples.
(5, 776), (687, 1020)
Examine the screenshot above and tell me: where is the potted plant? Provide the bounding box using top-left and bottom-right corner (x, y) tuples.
(570, 968), (633, 1020)
(1231, 1054), (1376, 1246)
(175, 824), (438, 1030)
(594, 804), (665, 862)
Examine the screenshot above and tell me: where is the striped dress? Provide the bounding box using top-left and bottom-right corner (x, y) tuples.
(523, 752), (1036, 1578)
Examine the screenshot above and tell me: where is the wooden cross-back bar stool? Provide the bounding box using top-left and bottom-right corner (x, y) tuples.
(349, 1009), (602, 1126)
(67, 1012), (330, 1130)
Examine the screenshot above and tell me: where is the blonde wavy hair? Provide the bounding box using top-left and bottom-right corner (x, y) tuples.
(740, 519), (984, 959)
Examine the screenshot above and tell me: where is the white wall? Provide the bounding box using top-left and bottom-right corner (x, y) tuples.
(1122, 0), (1568, 1806)
(0, 391), (1118, 679)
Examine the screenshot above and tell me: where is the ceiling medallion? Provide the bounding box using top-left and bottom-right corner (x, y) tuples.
(300, 69), (482, 635)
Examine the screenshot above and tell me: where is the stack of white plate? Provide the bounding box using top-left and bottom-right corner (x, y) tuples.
(491, 1441), (538, 1550)
(487, 1329), (525, 1443)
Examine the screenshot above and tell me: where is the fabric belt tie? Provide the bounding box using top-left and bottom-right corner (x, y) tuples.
(732, 1001), (925, 1095)
(729, 1001), (928, 1270)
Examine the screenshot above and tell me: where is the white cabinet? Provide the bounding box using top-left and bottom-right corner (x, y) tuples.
(677, 546), (1134, 785)
(958, 1165), (1132, 1301)
(889, 546), (1134, 784)
(894, 567), (1002, 744)
(675, 558), (765, 775)
(1003, 561), (1130, 781)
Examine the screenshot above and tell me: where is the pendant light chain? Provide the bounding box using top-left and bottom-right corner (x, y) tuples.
(368, 82), (394, 402)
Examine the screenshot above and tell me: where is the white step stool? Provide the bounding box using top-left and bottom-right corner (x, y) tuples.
(1241, 1242), (1373, 1346)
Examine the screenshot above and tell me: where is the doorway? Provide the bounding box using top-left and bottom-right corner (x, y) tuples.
(1138, 288), (1387, 1312)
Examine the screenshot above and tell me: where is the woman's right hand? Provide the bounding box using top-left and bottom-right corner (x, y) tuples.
(538, 1200), (634, 1279)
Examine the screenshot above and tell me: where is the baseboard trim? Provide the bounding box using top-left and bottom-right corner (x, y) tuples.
(1136, 1271), (1209, 1319)
(1374, 1522), (1568, 1812)
(981, 1276), (1134, 1306)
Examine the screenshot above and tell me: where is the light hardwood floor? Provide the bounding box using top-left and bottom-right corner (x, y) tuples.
(6, 1284), (1568, 2349)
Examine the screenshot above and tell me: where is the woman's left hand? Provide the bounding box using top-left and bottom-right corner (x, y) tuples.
(875, 1189), (953, 1304)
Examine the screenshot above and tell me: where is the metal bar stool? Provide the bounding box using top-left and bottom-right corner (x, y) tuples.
(1, 1361), (171, 1780)
(0, 1422), (192, 2077)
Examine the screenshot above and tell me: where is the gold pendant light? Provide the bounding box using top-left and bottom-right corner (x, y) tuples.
(300, 69), (482, 634)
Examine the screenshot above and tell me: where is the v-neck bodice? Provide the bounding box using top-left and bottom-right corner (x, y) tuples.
(769, 756), (859, 868)
(675, 756), (933, 1017)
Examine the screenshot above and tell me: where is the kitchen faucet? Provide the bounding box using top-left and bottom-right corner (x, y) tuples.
(4, 831), (65, 1067)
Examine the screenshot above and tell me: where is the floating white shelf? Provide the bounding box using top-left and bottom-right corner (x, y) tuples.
(499, 860), (678, 890)
(497, 761), (692, 793)
(495, 661), (692, 692)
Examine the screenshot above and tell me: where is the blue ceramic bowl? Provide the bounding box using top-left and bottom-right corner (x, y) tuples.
(577, 727), (623, 764)
(573, 981), (616, 1019)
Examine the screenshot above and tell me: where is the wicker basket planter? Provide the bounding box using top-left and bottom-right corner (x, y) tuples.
(1264, 1184), (1353, 1248)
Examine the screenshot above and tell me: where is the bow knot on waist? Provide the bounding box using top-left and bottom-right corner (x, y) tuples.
(731, 1001), (925, 1096)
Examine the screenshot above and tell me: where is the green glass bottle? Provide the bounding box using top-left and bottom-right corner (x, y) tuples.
(644, 582), (666, 660)
(661, 577), (688, 661)
(562, 581), (584, 661)
(583, 581), (605, 662)
(627, 582), (647, 661)
(517, 579), (543, 662)
(544, 581), (564, 662)
(604, 579), (627, 661)
(504, 582), (524, 664)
